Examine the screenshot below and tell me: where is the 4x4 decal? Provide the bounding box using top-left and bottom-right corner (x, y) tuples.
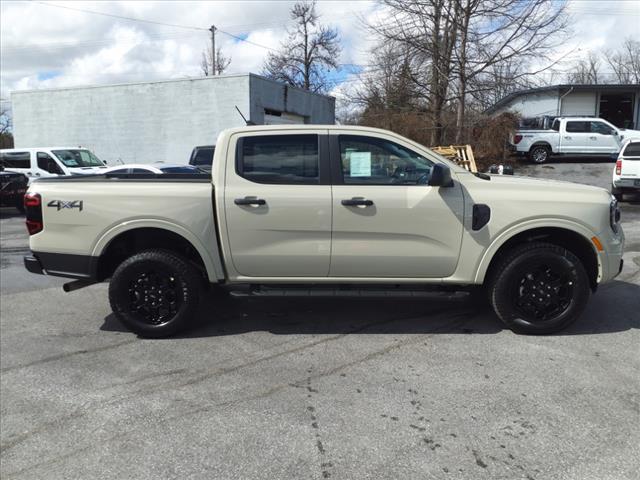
(47, 200), (83, 211)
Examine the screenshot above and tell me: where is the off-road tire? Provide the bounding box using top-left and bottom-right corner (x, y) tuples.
(528, 145), (550, 164)
(109, 249), (202, 338)
(488, 242), (590, 334)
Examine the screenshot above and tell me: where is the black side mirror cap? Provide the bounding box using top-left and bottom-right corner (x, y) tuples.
(428, 163), (453, 187)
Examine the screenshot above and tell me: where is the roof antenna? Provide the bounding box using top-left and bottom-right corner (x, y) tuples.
(235, 106), (255, 126)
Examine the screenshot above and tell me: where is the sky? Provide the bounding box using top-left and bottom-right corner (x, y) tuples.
(1, 0), (639, 112)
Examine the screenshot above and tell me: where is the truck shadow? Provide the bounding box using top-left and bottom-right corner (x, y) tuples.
(101, 280), (639, 338)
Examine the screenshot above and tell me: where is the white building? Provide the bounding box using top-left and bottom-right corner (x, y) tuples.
(10, 73), (335, 164)
(488, 84), (640, 129)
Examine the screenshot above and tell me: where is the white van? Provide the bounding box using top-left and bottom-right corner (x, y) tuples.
(0, 147), (108, 180)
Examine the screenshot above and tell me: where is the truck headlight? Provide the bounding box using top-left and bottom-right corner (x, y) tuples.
(610, 196), (621, 233)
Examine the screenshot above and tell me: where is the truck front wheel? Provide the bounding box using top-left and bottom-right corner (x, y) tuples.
(488, 242), (590, 334)
(109, 249), (202, 338)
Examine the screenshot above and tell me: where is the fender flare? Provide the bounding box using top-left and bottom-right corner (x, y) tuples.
(473, 218), (601, 284)
(91, 219), (225, 281)
(529, 141), (553, 154)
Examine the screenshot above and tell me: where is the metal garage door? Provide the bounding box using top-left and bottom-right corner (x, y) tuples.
(561, 92), (597, 116)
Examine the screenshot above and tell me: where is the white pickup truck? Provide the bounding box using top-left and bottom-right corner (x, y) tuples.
(23, 125), (624, 337)
(511, 117), (640, 163)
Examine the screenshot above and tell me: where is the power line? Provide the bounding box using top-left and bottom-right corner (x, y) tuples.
(36, 1), (208, 30)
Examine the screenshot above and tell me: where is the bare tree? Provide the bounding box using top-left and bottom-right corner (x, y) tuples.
(262, 0), (341, 93)
(201, 46), (231, 76)
(605, 38), (640, 84)
(368, 0), (567, 143)
(0, 103), (13, 149)
(368, 0), (459, 144)
(567, 52), (601, 84)
(451, 0), (568, 141)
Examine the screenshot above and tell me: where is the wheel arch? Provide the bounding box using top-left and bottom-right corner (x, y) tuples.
(92, 221), (224, 282)
(476, 222), (600, 290)
(529, 141), (552, 150)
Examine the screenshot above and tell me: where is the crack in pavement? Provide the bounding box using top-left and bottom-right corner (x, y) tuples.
(1, 308), (477, 476)
(1, 339), (138, 373)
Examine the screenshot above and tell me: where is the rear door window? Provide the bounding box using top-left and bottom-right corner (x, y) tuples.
(622, 142), (640, 158)
(566, 121), (590, 133)
(0, 151), (31, 168)
(237, 134), (319, 184)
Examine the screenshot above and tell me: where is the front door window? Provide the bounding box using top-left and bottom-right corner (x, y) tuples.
(339, 135), (434, 185)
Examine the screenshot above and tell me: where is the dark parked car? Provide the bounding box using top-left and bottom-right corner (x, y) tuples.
(0, 165), (28, 212)
(189, 145), (215, 172)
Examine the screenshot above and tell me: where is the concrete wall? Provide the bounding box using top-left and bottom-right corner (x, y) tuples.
(248, 75), (335, 125)
(495, 90), (559, 117)
(11, 74), (335, 165)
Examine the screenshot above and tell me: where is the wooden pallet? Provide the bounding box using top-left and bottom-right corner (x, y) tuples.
(431, 145), (477, 172)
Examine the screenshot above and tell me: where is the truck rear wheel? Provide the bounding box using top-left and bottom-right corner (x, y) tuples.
(529, 145), (550, 164)
(488, 242), (590, 334)
(109, 249), (202, 338)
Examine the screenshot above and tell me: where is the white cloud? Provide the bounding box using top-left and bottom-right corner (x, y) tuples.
(1, 0), (638, 102)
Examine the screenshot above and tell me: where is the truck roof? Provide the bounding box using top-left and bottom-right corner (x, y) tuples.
(0, 146), (93, 152)
(223, 124), (394, 134)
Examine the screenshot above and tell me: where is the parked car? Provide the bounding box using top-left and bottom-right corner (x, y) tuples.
(188, 145), (215, 172)
(0, 165), (28, 212)
(612, 139), (640, 200)
(23, 125), (624, 338)
(0, 147), (107, 180)
(103, 163), (205, 175)
(510, 117), (640, 163)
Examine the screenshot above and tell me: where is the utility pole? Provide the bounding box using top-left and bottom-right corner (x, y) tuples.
(209, 25), (216, 75)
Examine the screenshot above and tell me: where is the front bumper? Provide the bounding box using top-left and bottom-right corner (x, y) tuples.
(599, 227), (625, 283)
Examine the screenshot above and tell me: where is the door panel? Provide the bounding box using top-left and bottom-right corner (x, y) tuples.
(589, 121), (619, 154)
(328, 132), (465, 278)
(561, 121), (595, 154)
(331, 184), (465, 277)
(223, 131), (332, 277)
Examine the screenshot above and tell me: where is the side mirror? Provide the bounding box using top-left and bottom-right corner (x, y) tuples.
(428, 164), (453, 187)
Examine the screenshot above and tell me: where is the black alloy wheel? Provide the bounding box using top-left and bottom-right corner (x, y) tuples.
(489, 242), (590, 334)
(109, 249), (202, 337)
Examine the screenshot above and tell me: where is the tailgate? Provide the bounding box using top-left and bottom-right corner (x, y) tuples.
(621, 157), (640, 177)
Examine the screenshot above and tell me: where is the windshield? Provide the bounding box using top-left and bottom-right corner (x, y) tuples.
(52, 149), (105, 167)
(191, 147), (215, 166)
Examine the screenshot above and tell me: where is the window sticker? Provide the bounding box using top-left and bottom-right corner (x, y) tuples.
(349, 151), (372, 177)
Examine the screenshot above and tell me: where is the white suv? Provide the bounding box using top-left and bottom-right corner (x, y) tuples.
(612, 139), (640, 200)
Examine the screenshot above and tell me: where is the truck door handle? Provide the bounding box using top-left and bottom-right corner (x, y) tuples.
(341, 197), (374, 207)
(234, 196), (266, 206)
(589, 136), (597, 140)
(564, 136), (571, 140)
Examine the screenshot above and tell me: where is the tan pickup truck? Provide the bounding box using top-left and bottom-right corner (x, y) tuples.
(23, 125), (624, 337)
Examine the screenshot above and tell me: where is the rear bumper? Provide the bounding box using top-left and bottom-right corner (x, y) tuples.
(612, 178), (640, 190)
(24, 252), (98, 280)
(24, 255), (44, 275)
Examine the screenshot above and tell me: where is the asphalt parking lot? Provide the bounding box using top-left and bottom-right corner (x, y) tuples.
(1, 161), (638, 480)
